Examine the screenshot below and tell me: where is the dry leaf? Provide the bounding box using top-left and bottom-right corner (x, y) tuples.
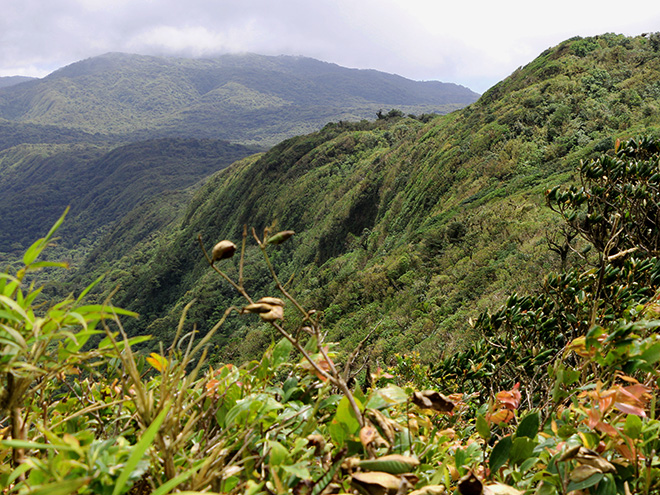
(457, 471), (483, 495)
(483, 482), (523, 495)
(360, 425), (377, 449)
(569, 465), (601, 483)
(411, 390), (455, 413)
(351, 471), (403, 495)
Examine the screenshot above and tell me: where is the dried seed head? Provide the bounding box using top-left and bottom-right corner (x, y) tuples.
(257, 296), (285, 307)
(259, 304), (284, 322)
(212, 240), (236, 262)
(242, 303), (274, 314)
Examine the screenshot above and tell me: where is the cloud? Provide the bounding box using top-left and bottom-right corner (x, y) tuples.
(1, 0), (660, 91)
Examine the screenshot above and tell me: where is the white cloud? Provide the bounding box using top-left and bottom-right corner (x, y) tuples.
(1, 0), (660, 91)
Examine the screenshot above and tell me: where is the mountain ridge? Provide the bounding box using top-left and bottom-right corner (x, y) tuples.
(0, 52), (479, 146)
(61, 33), (660, 363)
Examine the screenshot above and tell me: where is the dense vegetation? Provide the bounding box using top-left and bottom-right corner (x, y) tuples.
(0, 52), (476, 258)
(1, 135), (660, 495)
(62, 33), (660, 366)
(0, 138), (257, 254)
(2, 32), (660, 494)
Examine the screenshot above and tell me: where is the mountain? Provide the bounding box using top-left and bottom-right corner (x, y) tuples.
(0, 52), (479, 147)
(0, 138), (256, 254)
(0, 75), (36, 88)
(60, 33), (660, 364)
(1, 53), (475, 254)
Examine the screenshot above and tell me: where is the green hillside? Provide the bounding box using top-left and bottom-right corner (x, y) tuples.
(0, 53), (478, 147)
(0, 138), (256, 254)
(65, 33), (660, 364)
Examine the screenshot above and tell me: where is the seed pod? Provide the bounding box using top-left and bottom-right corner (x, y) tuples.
(257, 297), (285, 307)
(259, 304), (284, 322)
(242, 303), (274, 314)
(267, 230), (295, 245)
(211, 240), (236, 262)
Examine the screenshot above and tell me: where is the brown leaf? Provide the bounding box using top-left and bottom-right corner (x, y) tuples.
(411, 390), (455, 413)
(457, 471), (483, 495)
(574, 447), (616, 473)
(483, 483), (523, 495)
(486, 409), (515, 425)
(495, 383), (521, 411)
(351, 471), (403, 495)
(360, 425), (377, 449)
(409, 485), (446, 495)
(569, 465), (601, 483)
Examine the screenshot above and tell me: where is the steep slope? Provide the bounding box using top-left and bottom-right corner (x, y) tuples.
(0, 138), (255, 254)
(0, 53), (479, 146)
(65, 34), (660, 363)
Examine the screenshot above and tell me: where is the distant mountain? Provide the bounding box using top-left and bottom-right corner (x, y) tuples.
(0, 53), (479, 146)
(0, 138), (256, 253)
(0, 75), (36, 88)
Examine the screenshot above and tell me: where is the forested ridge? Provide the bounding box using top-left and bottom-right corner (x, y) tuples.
(1, 33), (660, 494)
(0, 52), (477, 147)
(65, 33), (660, 363)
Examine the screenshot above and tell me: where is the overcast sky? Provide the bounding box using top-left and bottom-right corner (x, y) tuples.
(2, 0), (660, 94)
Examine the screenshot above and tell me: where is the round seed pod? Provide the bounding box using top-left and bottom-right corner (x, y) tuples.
(212, 240), (236, 262)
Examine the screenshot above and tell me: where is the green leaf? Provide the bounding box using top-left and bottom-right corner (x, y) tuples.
(23, 479), (89, 495)
(566, 472), (603, 492)
(640, 341), (660, 365)
(509, 436), (536, 466)
(268, 440), (289, 465)
(272, 338), (293, 368)
(328, 419), (347, 447)
(516, 411), (540, 439)
(476, 413), (491, 439)
(76, 274), (105, 303)
(150, 461), (204, 495)
(623, 414), (643, 440)
(22, 208), (69, 267)
(489, 435), (512, 472)
(0, 440), (77, 451)
(112, 403), (171, 495)
(334, 396), (361, 434)
(282, 462), (311, 480)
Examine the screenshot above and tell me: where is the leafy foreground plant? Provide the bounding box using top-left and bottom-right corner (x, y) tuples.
(2, 137), (660, 495)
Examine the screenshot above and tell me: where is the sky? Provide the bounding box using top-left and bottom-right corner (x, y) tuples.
(2, 0), (660, 94)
